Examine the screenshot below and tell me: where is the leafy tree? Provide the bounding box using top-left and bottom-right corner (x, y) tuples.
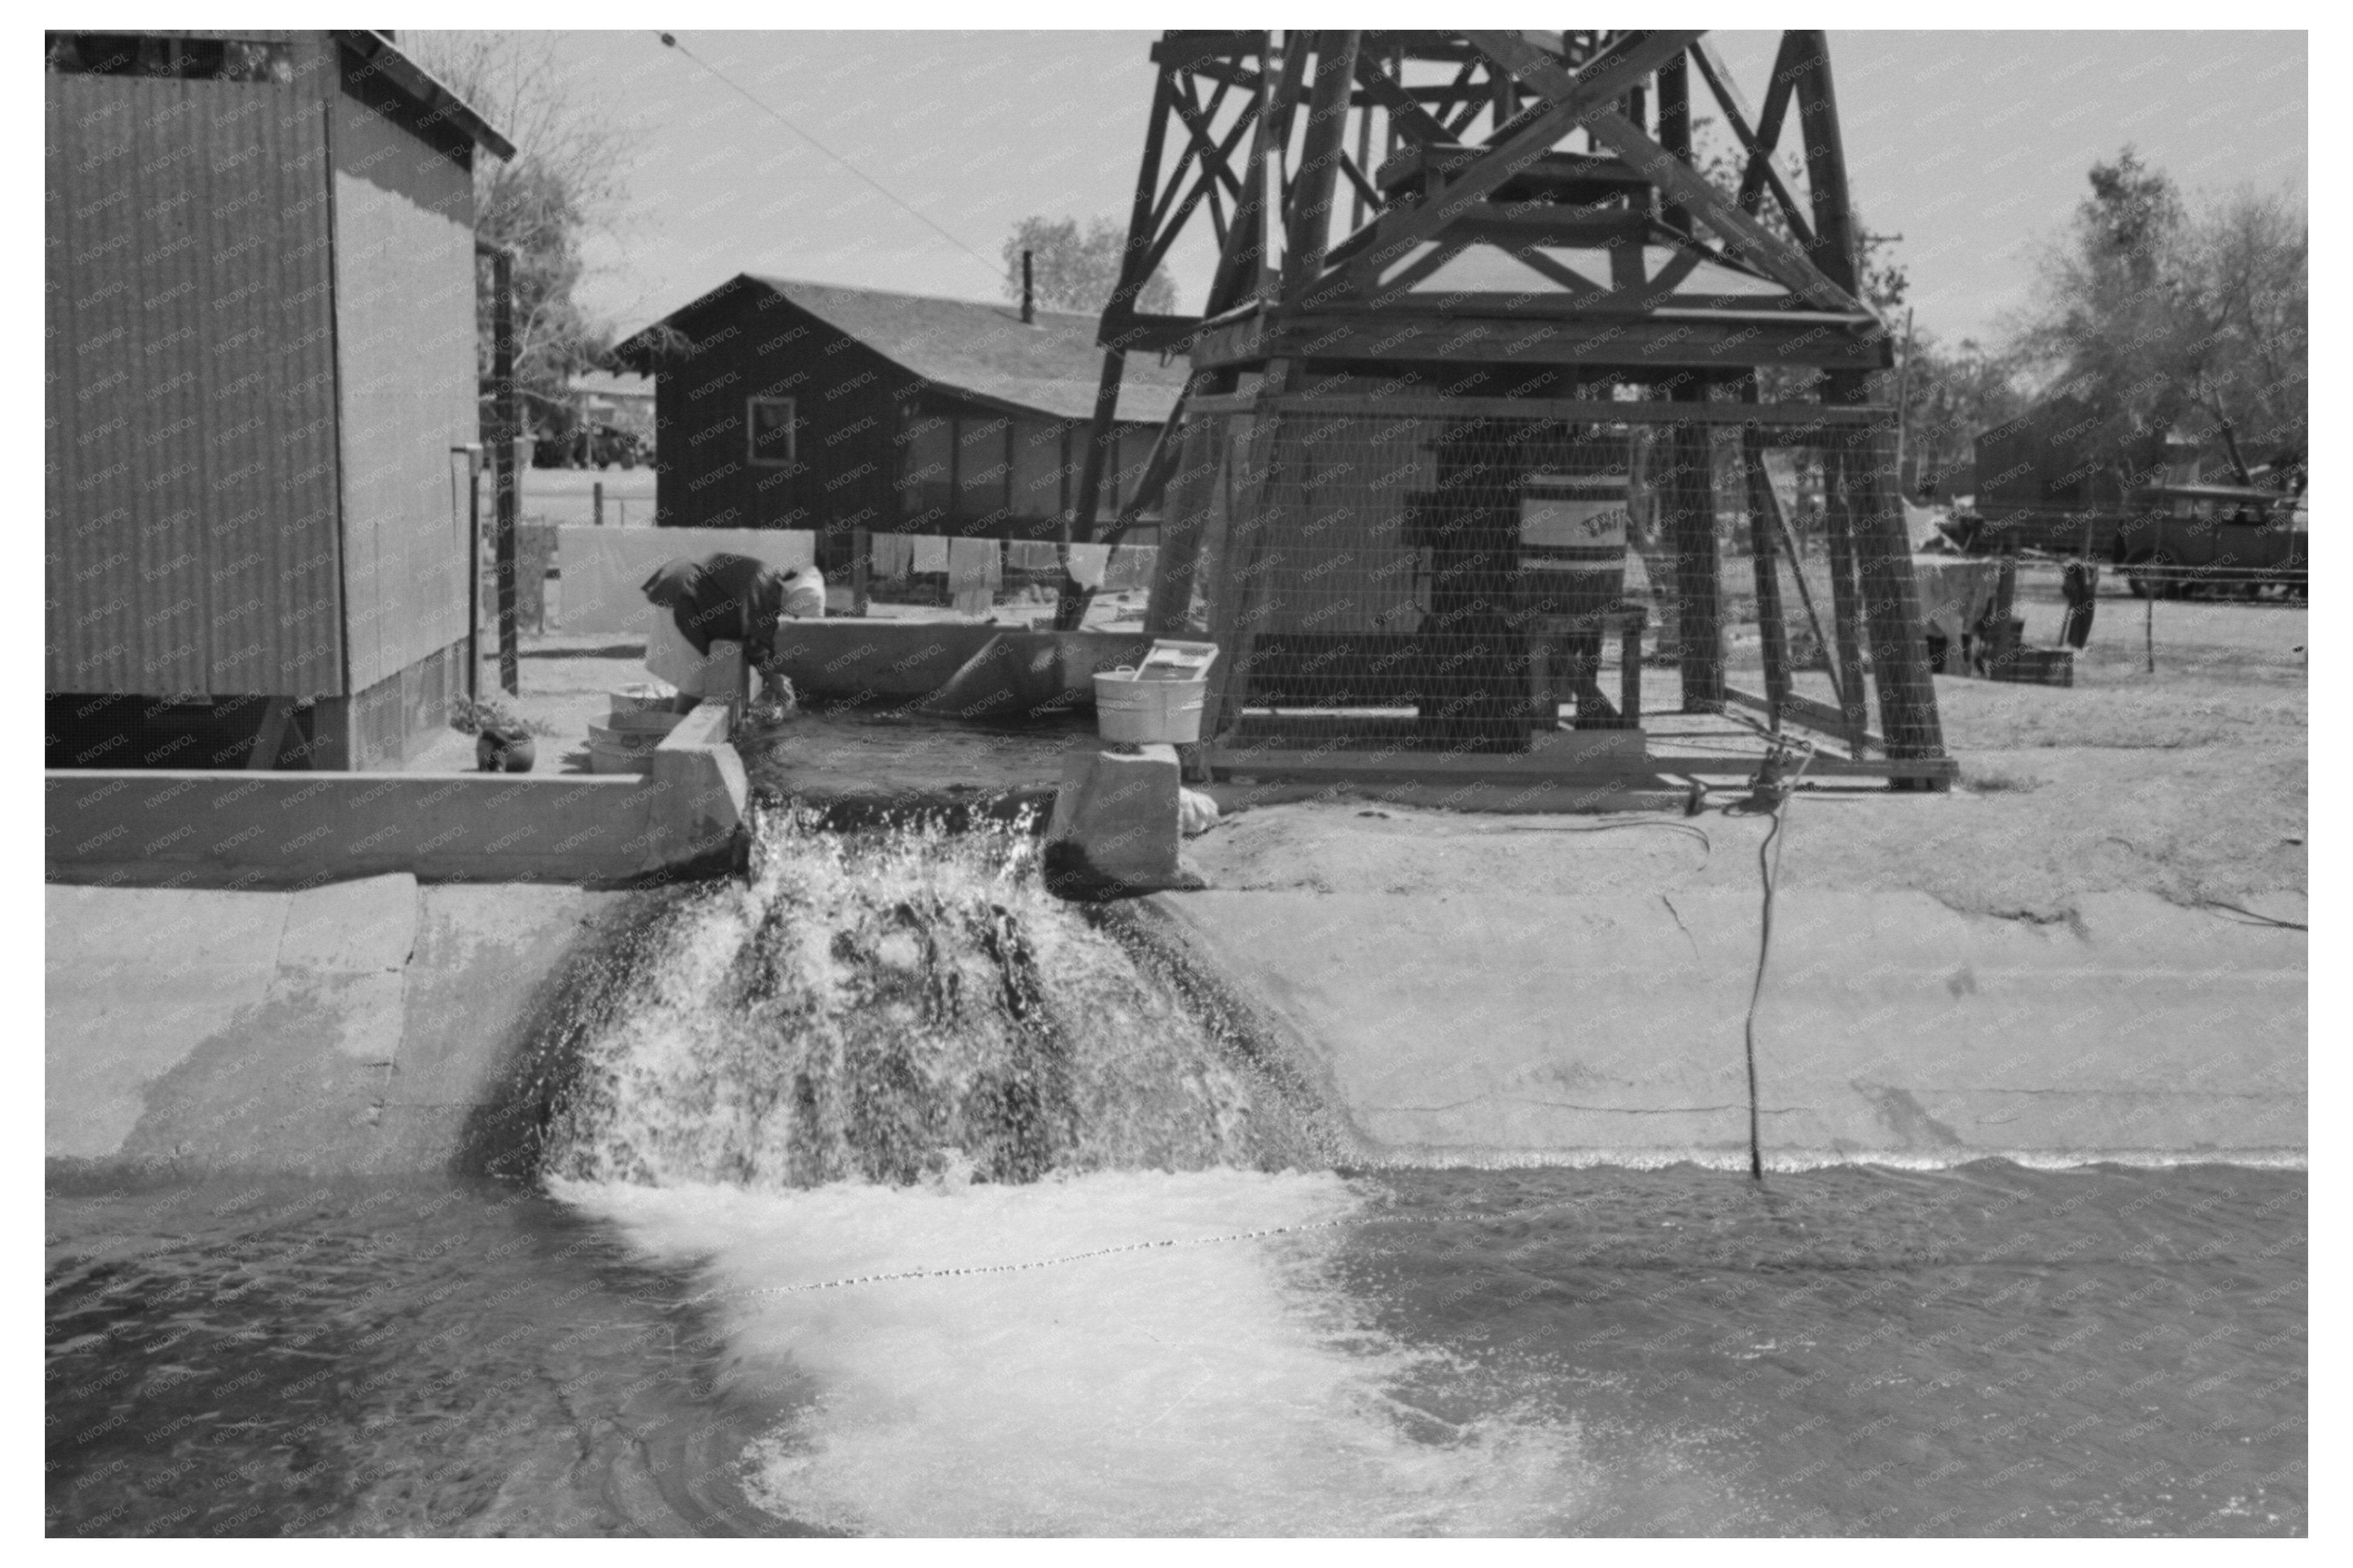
(2015, 146), (2306, 488)
(404, 32), (626, 446)
(1001, 215), (1177, 316)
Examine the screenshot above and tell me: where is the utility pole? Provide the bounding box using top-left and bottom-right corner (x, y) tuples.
(479, 241), (520, 696)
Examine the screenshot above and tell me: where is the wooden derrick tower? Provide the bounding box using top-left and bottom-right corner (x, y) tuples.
(1065, 30), (1950, 791)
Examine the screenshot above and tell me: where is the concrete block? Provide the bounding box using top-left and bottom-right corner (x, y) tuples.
(648, 700), (749, 871)
(1044, 747), (1202, 897)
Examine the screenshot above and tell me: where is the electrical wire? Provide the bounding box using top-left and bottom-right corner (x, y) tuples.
(1735, 740), (1816, 1183)
(655, 32), (1006, 290)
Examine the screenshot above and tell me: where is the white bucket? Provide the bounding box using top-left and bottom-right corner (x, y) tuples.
(587, 722), (666, 775)
(1094, 669), (1208, 744)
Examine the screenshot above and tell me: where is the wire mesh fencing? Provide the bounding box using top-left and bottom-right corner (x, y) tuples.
(1151, 401), (1948, 760)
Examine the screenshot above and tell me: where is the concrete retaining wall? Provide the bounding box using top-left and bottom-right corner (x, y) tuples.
(766, 622), (1150, 705)
(47, 874), (644, 1179)
(45, 703), (747, 886)
(1146, 885), (2306, 1165)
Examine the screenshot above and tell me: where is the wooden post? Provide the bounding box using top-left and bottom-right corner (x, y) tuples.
(1791, 30), (1944, 768)
(1819, 449), (1876, 753)
(593, 480), (604, 528)
(1656, 45), (1693, 238)
(461, 443), (482, 703)
(1199, 363), (1291, 746)
(1667, 389), (1725, 712)
(851, 527), (871, 617)
(1986, 537), (2020, 674)
(1284, 32), (1361, 304)
(1741, 416), (1793, 729)
(483, 244), (521, 698)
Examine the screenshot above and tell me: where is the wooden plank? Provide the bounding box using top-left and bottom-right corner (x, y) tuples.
(1284, 30), (1363, 302)
(1334, 30), (1700, 282)
(1187, 310), (1892, 370)
(1349, 49), (1454, 149)
(1208, 742), (1956, 786)
(1687, 39), (1815, 245)
(1789, 31), (1863, 297)
(1723, 683), (1881, 750)
(1736, 32), (1804, 218)
(1168, 72), (1250, 203)
(1205, 33), (1310, 318)
(1202, 776), (1696, 816)
(1312, 286), (1852, 321)
(1468, 32), (1863, 315)
(1100, 311), (1204, 354)
(1184, 390), (1889, 428)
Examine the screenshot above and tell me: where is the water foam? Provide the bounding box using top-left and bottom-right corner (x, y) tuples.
(558, 1168), (1594, 1536)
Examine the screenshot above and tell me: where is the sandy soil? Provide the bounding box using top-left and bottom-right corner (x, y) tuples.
(1191, 584), (2306, 922)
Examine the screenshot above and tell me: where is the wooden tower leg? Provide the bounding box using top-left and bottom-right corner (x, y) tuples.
(1791, 28), (1945, 769)
(1837, 401), (1948, 766)
(1667, 390), (1725, 712)
(1198, 363), (1292, 748)
(1821, 452), (1876, 752)
(1740, 420), (1793, 728)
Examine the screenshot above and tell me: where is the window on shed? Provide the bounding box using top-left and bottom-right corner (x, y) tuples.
(748, 397), (797, 467)
(957, 418), (1010, 517)
(1008, 421), (1066, 521)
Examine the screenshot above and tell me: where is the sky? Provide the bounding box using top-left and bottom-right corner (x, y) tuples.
(539, 29), (2308, 351)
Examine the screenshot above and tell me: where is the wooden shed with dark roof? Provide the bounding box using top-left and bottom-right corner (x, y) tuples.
(613, 275), (1191, 574)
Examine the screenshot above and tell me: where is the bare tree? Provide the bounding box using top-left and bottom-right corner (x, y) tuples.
(404, 32), (629, 446)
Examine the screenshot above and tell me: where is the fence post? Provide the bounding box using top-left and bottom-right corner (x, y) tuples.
(593, 481), (604, 528)
(851, 528), (871, 617)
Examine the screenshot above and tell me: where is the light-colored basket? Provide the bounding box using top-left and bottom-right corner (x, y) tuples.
(1094, 669), (1208, 744)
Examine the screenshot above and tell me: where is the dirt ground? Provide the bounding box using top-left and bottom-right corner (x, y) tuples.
(457, 581), (2304, 921)
(1189, 579), (2306, 922)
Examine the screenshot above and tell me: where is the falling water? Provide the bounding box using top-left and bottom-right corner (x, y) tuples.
(531, 806), (1603, 1534)
(538, 804), (1327, 1188)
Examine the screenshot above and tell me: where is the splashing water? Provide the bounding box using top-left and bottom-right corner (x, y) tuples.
(540, 806), (1314, 1189)
(558, 1170), (1598, 1536)
(536, 808), (1599, 1533)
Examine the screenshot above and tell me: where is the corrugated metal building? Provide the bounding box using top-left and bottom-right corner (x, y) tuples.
(612, 276), (1189, 576)
(45, 30), (512, 769)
